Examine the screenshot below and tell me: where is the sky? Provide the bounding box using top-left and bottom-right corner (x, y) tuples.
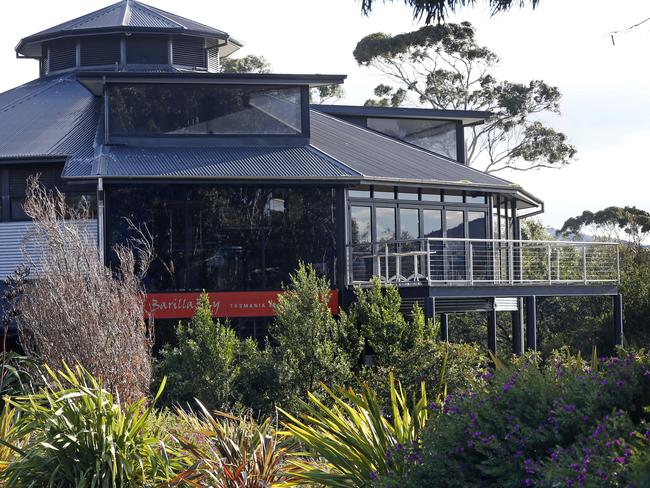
(0, 0), (648, 228)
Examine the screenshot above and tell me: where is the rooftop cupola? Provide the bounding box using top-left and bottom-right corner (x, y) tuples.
(15, 0), (243, 76)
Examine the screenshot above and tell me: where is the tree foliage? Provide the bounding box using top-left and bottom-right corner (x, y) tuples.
(270, 263), (355, 404)
(156, 293), (258, 411)
(359, 0), (541, 24)
(354, 22), (576, 172)
(219, 54), (271, 73)
(559, 206), (650, 246)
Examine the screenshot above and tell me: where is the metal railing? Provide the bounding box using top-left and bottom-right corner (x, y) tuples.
(346, 238), (620, 287)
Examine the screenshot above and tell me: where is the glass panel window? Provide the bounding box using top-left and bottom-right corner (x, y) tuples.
(109, 84), (303, 136)
(373, 186), (395, 200)
(398, 188), (419, 201)
(348, 185), (371, 199)
(445, 210), (466, 281)
(468, 211), (489, 281)
(421, 189), (441, 202)
(375, 207), (396, 242)
(350, 206), (372, 244)
(399, 208), (419, 240)
(466, 193), (486, 204)
(423, 209), (443, 279)
(444, 191), (464, 203)
(366, 118), (457, 159)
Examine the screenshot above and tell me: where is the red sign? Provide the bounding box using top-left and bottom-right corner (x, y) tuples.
(145, 290), (339, 320)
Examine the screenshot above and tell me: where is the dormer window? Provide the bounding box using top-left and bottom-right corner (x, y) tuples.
(366, 118), (458, 160)
(107, 84), (306, 138)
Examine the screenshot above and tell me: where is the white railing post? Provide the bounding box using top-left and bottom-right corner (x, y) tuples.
(426, 239), (431, 284)
(556, 247), (561, 281)
(385, 244), (389, 282)
(469, 242), (474, 285)
(546, 244), (553, 285)
(582, 246), (588, 284)
(508, 241), (514, 284)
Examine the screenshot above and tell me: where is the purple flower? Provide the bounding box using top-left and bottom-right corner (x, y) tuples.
(369, 471), (377, 480)
(522, 479), (534, 487)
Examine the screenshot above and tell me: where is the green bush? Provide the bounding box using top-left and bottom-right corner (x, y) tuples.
(1, 365), (178, 487)
(156, 292), (257, 412)
(382, 350), (650, 488)
(270, 263), (356, 407)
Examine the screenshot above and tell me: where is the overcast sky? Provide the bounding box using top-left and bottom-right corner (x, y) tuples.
(1, 0), (648, 228)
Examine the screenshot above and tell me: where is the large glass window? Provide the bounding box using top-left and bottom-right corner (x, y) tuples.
(375, 207), (396, 242)
(366, 118), (457, 159)
(446, 210), (466, 280)
(107, 184), (336, 292)
(108, 84), (303, 136)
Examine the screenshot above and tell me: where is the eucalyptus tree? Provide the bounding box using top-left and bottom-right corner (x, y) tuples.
(360, 0), (541, 24)
(559, 206), (650, 247)
(354, 22), (576, 173)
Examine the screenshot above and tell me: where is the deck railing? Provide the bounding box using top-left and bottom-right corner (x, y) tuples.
(346, 238), (620, 287)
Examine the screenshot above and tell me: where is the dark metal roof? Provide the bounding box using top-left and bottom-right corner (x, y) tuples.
(76, 72), (348, 95)
(309, 110), (513, 189)
(16, 0), (243, 58)
(63, 145), (361, 179)
(0, 74), (525, 194)
(0, 74), (98, 161)
(312, 104), (491, 127)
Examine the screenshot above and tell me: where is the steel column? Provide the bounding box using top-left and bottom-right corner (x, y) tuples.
(526, 295), (537, 351)
(487, 309), (497, 354)
(440, 313), (449, 342)
(512, 297), (524, 355)
(613, 293), (624, 347)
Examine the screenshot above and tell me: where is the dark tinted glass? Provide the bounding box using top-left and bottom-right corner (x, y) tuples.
(366, 118), (457, 159)
(109, 84), (303, 136)
(107, 184), (336, 292)
(423, 209), (442, 238)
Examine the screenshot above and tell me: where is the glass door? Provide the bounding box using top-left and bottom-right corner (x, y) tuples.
(445, 210), (466, 281)
(399, 207), (420, 281)
(350, 205), (372, 282)
(375, 206), (396, 281)
(423, 209), (443, 281)
(468, 211), (488, 281)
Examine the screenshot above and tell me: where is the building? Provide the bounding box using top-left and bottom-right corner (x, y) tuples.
(0, 0), (623, 352)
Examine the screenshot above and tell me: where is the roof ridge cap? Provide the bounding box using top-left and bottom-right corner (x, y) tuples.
(122, 0), (132, 26)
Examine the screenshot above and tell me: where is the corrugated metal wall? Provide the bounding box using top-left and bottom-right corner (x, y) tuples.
(0, 220), (98, 280)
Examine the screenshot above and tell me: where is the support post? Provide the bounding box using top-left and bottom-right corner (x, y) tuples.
(440, 313), (449, 342)
(512, 298), (524, 355)
(526, 295), (537, 351)
(613, 294), (624, 347)
(487, 309), (497, 354)
(424, 296), (435, 321)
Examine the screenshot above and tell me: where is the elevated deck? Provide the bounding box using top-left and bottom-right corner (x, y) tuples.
(346, 237), (619, 290)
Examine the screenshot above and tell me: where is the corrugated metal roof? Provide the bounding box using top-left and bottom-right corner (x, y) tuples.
(18, 0), (230, 48)
(309, 110), (515, 189)
(0, 74), (98, 161)
(64, 145), (361, 179)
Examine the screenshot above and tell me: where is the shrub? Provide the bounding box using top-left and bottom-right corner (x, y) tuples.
(384, 350), (650, 488)
(156, 292), (257, 411)
(1, 365), (178, 487)
(281, 373), (439, 487)
(343, 279), (430, 368)
(11, 177), (154, 401)
(167, 401), (297, 487)
(270, 263), (355, 406)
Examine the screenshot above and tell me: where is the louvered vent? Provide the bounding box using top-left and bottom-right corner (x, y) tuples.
(80, 35), (121, 67)
(207, 46), (220, 72)
(126, 35), (168, 64)
(434, 298), (492, 313)
(400, 297), (424, 317)
(48, 40), (76, 72)
(9, 166), (59, 197)
(173, 36), (206, 68)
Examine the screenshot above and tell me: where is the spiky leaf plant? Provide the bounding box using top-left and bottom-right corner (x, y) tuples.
(280, 371), (443, 488)
(0, 364), (178, 487)
(167, 401), (297, 487)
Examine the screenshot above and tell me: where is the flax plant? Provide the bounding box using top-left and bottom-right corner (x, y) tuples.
(280, 369), (446, 488)
(0, 365), (178, 487)
(167, 401), (297, 487)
